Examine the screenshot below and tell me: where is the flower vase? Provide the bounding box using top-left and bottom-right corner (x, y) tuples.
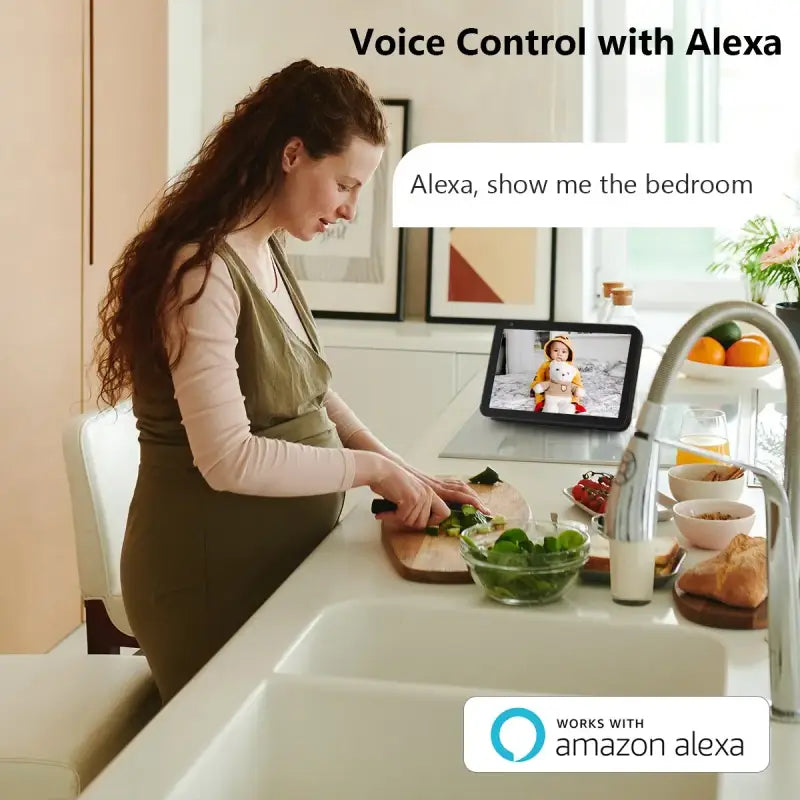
(775, 302), (800, 349)
(745, 276), (768, 306)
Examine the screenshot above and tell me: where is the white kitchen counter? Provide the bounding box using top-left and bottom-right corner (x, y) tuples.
(79, 365), (799, 799)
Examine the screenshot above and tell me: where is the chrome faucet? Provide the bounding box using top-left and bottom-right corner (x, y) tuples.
(606, 300), (800, 723)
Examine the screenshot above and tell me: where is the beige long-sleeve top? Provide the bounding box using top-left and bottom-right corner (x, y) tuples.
(163, 242), (369, 497)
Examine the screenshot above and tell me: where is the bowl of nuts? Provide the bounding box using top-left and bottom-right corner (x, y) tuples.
(667, 463), (745, 503)
(670, 499), (756, 550)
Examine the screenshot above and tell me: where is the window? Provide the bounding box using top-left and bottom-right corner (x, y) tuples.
(586, 0), (800, 310)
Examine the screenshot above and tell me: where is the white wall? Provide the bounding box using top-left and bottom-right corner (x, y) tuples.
(184, 0), (585, 318)
(168, 0), (204, 178)
(504, 329), (629, 374)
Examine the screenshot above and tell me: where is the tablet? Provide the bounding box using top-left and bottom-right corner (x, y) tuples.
(480, 320), (643, 432)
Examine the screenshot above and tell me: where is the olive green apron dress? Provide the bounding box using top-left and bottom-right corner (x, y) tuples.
(121, 238), (345, 704)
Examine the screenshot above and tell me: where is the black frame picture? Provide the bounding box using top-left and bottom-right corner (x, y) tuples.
(285, 98), (410, 321)
(425, 227), (557, 325)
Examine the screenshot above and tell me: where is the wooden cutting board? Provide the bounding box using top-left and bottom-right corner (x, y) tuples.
(672, 584), (767, 630)
(380, 480), (532, 583)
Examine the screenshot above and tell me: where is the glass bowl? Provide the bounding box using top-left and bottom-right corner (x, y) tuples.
(459, 517), (590, 605)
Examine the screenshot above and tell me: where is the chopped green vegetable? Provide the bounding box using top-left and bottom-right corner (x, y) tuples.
(432, 505), (493, 537)
(468, 466), (501, 485)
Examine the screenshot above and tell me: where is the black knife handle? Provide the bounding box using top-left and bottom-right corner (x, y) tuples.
(371, 499), (467, 514)
(371, 499), (399, 514)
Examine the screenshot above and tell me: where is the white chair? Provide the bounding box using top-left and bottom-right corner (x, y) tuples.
(62, 399), (140, 654)
(0, 653), (159, 799)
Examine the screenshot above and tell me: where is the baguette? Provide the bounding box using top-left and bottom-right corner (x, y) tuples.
(676, 534), (766, 609)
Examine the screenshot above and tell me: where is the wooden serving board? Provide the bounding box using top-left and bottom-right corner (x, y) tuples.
(380, 481), (531, 583)
(672, 584), (767, 630)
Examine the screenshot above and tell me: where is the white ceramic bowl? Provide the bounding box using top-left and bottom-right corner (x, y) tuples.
(671, 499), (755, 550)
(667, 463), (745, 503)
(680, 358), (780, 383)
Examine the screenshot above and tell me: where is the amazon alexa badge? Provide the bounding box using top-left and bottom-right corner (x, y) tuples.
(465, 695), (769, 773)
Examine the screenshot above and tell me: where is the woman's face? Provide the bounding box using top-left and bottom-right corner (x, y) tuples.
(550, 342), (570, 361)
(277, 136), (384, 241)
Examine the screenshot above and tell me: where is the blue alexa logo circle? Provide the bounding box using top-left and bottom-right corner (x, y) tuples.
(490, 707), (546, 762)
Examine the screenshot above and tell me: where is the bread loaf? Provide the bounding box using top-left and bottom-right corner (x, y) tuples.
(677, 534), (766, 609)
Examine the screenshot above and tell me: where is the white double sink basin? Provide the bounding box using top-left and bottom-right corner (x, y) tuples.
(167, 598), (728, 799)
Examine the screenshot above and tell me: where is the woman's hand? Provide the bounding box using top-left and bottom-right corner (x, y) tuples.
(402, 466), (492, 515)
(354, 452), (450, 529)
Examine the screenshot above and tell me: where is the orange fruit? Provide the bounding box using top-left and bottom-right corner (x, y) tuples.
(724, 337), (770, 367)
(745, 334), (771, 353)
(687, 337), (726, 365)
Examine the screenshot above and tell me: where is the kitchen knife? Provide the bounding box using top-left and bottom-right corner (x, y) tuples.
(371, 498), (467, 514)
(370, 499), (492, 518)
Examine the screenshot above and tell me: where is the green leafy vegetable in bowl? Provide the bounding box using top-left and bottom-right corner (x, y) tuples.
(460, 521), (589, 605)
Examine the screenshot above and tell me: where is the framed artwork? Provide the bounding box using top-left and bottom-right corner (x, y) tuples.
(425, 227), (557, 324)
(284, 98), (410, 321)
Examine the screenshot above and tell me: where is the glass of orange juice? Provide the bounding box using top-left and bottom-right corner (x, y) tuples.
(676, 408), (731, 465)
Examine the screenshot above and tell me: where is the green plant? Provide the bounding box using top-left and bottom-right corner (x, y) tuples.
(707, 216), (782, 304)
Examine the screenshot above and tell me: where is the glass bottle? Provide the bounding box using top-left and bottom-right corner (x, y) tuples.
(600, 281), (625, 322)
(607, 287), (640, 327)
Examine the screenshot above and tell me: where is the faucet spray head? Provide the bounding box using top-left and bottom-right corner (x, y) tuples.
(605, 401), (665, 545)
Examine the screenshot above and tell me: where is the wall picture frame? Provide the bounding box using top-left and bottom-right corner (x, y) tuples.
(284, 98), (410, 321)
(425, 227), (557, 325)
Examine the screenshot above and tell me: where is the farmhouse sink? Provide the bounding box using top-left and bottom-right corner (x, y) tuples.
(163, 601), (727, 799)
(274, 597), (728, 696)
(165, 674), (718, 800)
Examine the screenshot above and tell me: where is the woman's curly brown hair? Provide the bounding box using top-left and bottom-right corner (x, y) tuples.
(94, 59), (387, 408)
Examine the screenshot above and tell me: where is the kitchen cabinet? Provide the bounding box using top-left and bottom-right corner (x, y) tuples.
(0, 0), (84, 652)
(320, 323), (493, 455)
(325, 348), (456, 453)
(456, 353), (489, 393)
(85, 0), (167, 403)
(0, 0), (167, 652)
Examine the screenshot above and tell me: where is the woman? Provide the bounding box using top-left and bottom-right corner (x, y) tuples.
(94, 59), (486, 704)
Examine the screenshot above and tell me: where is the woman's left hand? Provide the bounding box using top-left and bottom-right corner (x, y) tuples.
(402, 465), (491, 515)
(346, 430), (493, 515)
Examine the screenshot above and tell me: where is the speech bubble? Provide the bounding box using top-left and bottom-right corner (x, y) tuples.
(392, 143), (798, 228)
(490, 707), (546, 762)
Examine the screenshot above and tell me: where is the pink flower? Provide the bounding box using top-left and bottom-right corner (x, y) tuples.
(761, 233), (800, 269)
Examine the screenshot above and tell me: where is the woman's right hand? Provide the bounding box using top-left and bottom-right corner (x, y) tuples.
(354, 452), (450, 529)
